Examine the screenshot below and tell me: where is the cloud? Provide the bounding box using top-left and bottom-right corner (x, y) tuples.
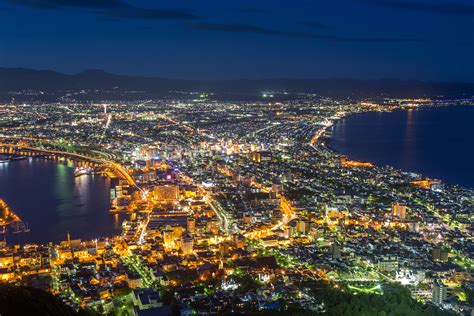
(7, 0), (127, 9)
(7, 0), (198, 20)
(301, 21), (329, 30)
(357, 0), (474, 16)
(189, 23), (422, 43)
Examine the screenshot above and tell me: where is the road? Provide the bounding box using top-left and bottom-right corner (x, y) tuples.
(205, 194), (232, 236)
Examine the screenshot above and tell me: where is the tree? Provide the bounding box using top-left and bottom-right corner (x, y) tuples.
(0, 284), (94, 316)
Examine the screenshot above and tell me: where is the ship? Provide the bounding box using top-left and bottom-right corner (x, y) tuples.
(11, 220), (30, 234)
(0, 156), (27, 163)
(74, 166), (96, 177)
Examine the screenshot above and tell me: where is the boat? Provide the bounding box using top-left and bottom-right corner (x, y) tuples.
(74, 166), (95, 177)
(23, 222), (30, 233)
(11, 220), (29, 234)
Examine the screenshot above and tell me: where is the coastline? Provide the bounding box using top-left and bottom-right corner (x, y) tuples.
(0, 158), (119, 245)
(317, 103), (474, 191)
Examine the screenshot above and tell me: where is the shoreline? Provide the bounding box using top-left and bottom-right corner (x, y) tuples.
(316, 103), (474, 191)
(0, 158), (119, 246)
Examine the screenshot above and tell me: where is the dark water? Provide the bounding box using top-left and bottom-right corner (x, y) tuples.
(0, 158), (122, 244)
(329, 105), (474, 189)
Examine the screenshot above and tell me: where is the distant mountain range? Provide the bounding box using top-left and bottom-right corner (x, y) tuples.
(1, 67), (474, 99)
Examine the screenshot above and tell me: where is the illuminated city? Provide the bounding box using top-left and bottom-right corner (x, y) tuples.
(0, 0), (473, 315)
(0, 94), (472, 315)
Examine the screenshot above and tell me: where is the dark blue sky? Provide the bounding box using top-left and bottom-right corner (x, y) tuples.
(1, 0), (473, 81)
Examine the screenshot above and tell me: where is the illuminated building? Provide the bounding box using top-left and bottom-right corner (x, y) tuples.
(0, 253), (14, 268)
(139, 145), (159, 160)
(377, 256), (398, 272)
(242, 213), (251, 225)
(330, 242), (341, 259)
(126, 272), (144, 289)
(395, 269), (419, 285)
(340, 156), (373, 168)
(233, 144), (240, 154)
(431, 247), (449, 262)
(392, 202), (407, 220)
(162, 229), (174, 249)
(0, 269), (14, 282)
(432, 281), (447, 305)
(180, 233), (193, 255)
(207, 218), (219, 235)
(153, 185), (179, 202)
(252, 151), (272, 163)
(286, 220), (297, 238)
(187, 217), (196, 234)
(410, 179), (441, 190)
(219, 242), (230, 257)
(296, 219), (310, 235)
(132, 288), (163, 311)
(232, 234), (246, 249)
(407, 221), (420, 232)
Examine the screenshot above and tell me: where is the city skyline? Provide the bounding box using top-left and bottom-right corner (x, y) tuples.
(0, 1), (473, 315)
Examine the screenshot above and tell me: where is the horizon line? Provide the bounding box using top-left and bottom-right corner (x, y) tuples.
(2, 66), (474, 84)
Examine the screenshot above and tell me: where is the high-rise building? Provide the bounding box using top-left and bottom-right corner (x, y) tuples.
(407, 221), (420, 232)
(296, 219), (310, 235)
(233, 144), (240, 154)
(233, 234), (245, 249)
(162, 229), (174, 249)
(180, 233), (193, 255)
(432, 281), (447, 305)
(242, 213), (251, 225)
(219, 242), (230, 257)
(187, 217), (196, 234)
(377, 255), (399, 272)
(207, 218), (219, 235)
(392, 202), (407, 219)
(330, 242), (341, 259)
(432, 247), (449, 262)
(252, 151), (272, 163)
(286, 219), (297, 238)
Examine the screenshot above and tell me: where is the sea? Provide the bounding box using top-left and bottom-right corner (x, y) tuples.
(329, 105), (474, 190)
(0, 158), (123, 245)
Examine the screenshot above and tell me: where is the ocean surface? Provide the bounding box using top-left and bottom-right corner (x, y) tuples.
(329, 105), (474, 189)
(0, 158), (123, 244)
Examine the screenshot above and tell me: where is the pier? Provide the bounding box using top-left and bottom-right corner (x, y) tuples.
(0, 198), (29, 234)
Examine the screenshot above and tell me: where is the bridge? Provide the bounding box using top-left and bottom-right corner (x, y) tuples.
(0, 143), (140, 190)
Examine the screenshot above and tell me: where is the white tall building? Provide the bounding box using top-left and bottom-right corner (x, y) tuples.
(432, 281), (447, 305)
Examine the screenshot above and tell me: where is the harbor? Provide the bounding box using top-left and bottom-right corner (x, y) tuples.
(0, 199), (30, 234)
(0, 157), (120, 244)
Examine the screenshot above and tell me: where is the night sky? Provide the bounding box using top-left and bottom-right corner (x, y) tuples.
(1, 0), (473, 81)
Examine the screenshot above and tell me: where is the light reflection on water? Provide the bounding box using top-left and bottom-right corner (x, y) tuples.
(329, 105), (474, 189)
(0, 158), (125, 245)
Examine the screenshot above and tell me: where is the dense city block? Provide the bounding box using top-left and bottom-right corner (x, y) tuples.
(0, 93), (472, 315)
